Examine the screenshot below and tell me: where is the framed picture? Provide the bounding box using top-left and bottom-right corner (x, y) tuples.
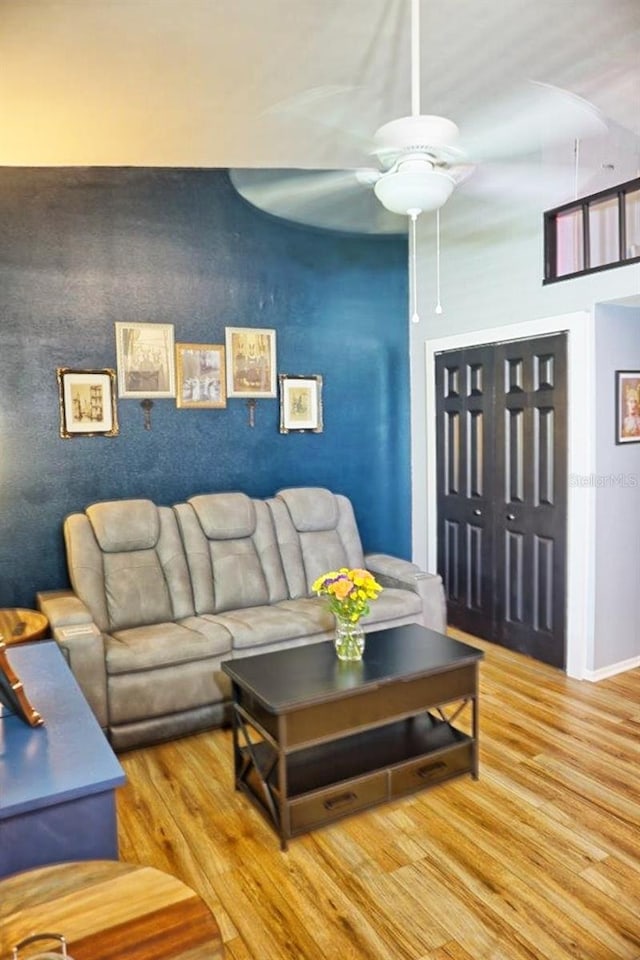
(616, 370), (640, 444)
(175, 343), (227, 409)
(279, 374), (323, 433)
(225, 327), (277, 398)
(57, 368), (119, 438)
(115, 322), (176, 398)
(0, 640), (44, 726)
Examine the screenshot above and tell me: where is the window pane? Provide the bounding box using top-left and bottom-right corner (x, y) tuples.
(589, 195), (619, 267)
(625, 189), (640, 258)
(555, 208), (583, 276)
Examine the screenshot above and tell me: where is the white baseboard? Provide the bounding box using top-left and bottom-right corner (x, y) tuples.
(583, 655), (640, 681)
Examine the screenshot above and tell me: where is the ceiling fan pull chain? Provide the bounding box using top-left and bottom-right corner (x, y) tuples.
(409, 209), (420, 324)
(435, 208), (443, 314)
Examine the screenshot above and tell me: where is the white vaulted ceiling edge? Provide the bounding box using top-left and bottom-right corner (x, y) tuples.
(2, 0), (639, 238)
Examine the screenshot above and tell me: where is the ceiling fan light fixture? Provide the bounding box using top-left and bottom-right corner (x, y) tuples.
(373, 161), (455, 215)
(373, 115), (461, 165)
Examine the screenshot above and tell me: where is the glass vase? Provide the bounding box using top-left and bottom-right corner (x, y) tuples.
(334, 616), (365, 661)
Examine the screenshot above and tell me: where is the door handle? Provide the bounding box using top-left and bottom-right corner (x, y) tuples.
(506, 513), (516, 521)
(473, 509), (482, 516)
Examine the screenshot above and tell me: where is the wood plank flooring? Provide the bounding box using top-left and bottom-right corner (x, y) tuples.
(116, 631), (640, 960)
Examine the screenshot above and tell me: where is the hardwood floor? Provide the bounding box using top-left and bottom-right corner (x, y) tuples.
(116, 631), (640, 960)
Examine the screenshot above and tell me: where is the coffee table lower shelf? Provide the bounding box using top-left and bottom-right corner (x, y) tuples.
(238, 712), (474, 842)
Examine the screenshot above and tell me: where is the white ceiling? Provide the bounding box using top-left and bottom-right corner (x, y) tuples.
(2, 0), (639, 232)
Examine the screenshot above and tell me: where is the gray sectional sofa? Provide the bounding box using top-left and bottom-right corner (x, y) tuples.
(37, 486), (446, 750)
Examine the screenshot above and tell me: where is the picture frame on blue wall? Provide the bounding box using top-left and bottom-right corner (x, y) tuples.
(176, 343), (227, 409)
(279, 374), (323, 433)
(225, 327), (277, 398)
(57, 368), (119, 438)
(115, 322), (176, 398)
(616, 370), (640, 444)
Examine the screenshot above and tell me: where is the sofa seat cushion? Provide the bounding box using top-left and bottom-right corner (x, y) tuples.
(106, 618), (232, 675)
(361, 587), (422, 625)
(276, 597), (335, 632)
(280, 590), (421, 631)
(209, 600), (334, 650)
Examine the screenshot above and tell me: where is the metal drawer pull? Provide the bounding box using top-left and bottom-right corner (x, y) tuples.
(12, 933), (73, 959)
(416, 761), (447, 780)
(324, 791), (357, 811)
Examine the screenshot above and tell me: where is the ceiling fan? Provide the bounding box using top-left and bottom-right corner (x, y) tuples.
(230, 0), (607, 318)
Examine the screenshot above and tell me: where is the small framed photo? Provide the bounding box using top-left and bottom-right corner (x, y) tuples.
(0, 641), (43, 726)
(279, 374), (323, 433)
(616, 370), (640, 444)
(176, 343), (227, 409)
(57, 368), (119, 438)
(225, 327), (277, 398)
(115, 322), (176, 398)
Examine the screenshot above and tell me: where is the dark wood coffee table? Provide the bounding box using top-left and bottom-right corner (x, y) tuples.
(222, 624), (483, 849)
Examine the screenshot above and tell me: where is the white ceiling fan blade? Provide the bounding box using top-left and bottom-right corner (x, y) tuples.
(459, 81), (607, 163)
(262, 84), (376, 153)
(229, 168), (405, 234)
(557, 35), (640, 135)
(459, 160), (598, 207)
(230, 168), (358, 207)
(251, 1), (407, 171)
(264, 84), (357, 117)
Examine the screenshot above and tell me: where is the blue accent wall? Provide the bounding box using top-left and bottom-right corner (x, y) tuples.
(0, 167), (409, 608)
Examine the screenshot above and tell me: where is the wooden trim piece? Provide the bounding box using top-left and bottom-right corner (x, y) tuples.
(0, 639), (44, 726)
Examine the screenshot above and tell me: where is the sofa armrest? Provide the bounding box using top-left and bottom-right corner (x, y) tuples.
(364, 553), (447, 633)
(36, 589), (109, 730)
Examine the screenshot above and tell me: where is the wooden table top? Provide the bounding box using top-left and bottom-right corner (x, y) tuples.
(0, 608), (48, 645)
(0, 860), (224, 960)
(222, 623), (484, 712)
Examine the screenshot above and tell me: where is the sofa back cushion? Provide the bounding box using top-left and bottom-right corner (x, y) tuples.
(175, 492), (289, 615)
(269, 487), (365, 598)
(65, 499), (194, 632)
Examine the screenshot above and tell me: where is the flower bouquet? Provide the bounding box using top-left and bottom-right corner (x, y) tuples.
(312, 567), (382, 660)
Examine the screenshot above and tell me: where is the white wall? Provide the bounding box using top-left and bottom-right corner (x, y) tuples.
(410, 201), (640, 677)
(591, 303), (640, 677)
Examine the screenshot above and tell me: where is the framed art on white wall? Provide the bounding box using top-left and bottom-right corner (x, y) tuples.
(616, 370), (640, 444)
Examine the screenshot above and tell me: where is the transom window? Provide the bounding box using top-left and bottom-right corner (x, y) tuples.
(544, 176), (640, 283)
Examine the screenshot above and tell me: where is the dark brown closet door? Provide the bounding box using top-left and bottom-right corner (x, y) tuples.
(435, 345), (496, 640)
(436, 334), (567, 668)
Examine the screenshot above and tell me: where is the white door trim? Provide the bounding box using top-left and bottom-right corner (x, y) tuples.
(417, 311), (595, 679)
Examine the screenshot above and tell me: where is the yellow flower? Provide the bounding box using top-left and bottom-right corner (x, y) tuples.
(312, 571), (339, 592)
(312, 567), (383, 622)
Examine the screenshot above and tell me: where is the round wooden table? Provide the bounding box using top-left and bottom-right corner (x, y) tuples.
(0, 608), (48, 645)
(0, 860), (225, 959)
